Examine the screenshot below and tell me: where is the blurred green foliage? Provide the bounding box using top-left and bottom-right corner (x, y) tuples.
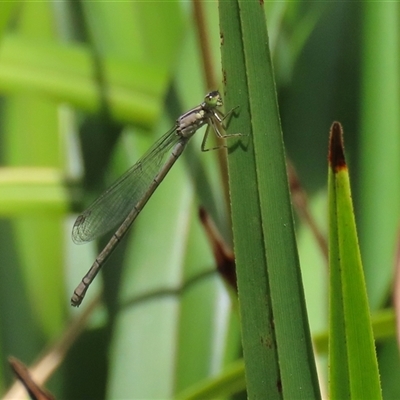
(0, 2), (398, 399)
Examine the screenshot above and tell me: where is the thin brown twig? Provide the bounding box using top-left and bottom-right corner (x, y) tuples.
(199, 207), (236, 291)
(8, 357), (55, 400)
(192, 0), (232, 219)
(392, 227), (400, 347)
(193, 0), (217, 90)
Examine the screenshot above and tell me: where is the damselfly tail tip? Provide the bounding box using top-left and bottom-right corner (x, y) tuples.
(71, 293), (82, 307)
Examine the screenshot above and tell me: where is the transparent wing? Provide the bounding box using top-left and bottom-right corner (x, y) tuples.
(72, 126), (180, 244)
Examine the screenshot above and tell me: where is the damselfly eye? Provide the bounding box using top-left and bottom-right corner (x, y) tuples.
(204, 91), (222, 107)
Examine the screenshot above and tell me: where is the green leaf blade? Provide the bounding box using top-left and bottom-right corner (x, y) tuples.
(220, 1), (320, 398)
(328, 122), (382, 399)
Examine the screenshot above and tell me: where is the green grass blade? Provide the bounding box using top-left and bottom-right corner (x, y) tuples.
(219, 3), (278, 397)
(314, 308), (397, 355)
(219, 1), (320, 398)
(328, 122), (382, 399)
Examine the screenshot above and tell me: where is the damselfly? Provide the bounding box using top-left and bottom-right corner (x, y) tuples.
(71, 91), (242, 307)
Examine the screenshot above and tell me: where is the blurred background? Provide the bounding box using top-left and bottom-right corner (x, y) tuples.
(0, 2), (399, 399)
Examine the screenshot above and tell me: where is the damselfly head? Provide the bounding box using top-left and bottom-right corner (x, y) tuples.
(204, 91), (223, 109)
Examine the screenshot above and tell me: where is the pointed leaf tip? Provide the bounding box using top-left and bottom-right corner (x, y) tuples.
(328, 121), (347, 172)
